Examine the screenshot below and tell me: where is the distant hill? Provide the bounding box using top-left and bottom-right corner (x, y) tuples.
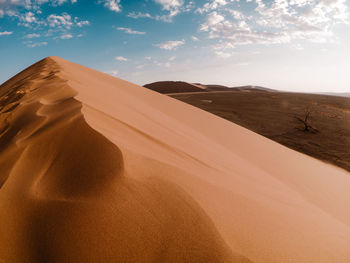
(144, 81), (274, 94)
(193, 84), (231, 91)
(319, 92), (350, 98)
(232, 85), (276, 92)
(143, 81), (206, 94)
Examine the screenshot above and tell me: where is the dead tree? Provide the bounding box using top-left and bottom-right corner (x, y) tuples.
(295, 108), (319, 133)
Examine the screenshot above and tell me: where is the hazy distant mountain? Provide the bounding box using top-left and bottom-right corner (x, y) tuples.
(231, 85), (276, 92)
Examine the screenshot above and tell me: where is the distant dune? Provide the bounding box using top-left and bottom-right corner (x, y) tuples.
(144, 81), (275, 94)
(1, 57), (350, 263)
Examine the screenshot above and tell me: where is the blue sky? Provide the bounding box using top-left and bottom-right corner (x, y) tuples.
(0, 0), (349, 92)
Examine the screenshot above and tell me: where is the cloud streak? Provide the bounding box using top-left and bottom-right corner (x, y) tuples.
(115, 56), (128, 61)
(154, 40), (185, 50)
(0, 31), (13, 36)
(116, 27), (146, 35)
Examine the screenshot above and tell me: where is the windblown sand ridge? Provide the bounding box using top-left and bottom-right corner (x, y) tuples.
(0, 57), (350, 262)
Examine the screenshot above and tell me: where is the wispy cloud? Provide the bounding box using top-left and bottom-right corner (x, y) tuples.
(127, 12), (152, 19)
(191, 36), (199, 41)
(154, 40), (185, 50)
(116, 27), (146, 35)
(76, 19), (89, 27)
(154, 0), (184, 11)
(0, 31), (13, 36)
(60, 33), (73, 39)
(153, 0), (187, 22)
(0, 0), (77, 13)
(25, 33), (40, 38)
(215, 50), (235, 59)
(24, 41), (48, 48)
(127, 1), (193, 23)
(115, 56), (129, 61)
(196, 0), (229, 14)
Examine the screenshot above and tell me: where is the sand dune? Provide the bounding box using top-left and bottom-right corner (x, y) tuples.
(0, 57), (350, 262)
(144, 81), (275, 94)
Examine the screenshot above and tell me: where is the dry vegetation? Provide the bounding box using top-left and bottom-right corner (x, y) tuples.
(170, 91), (350, 172)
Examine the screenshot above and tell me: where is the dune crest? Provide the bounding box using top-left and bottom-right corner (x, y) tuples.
(0, 58), (123, 199)
(0, 56), (350, 262)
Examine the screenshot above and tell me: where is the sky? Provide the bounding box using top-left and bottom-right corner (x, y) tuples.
(0, 0), (349, 92)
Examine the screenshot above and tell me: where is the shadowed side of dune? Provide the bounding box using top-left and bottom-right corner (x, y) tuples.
(0, 58), (252, 262)
(0, 58), (124, 198)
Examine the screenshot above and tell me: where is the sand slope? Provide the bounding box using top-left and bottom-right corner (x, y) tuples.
(0, 57), (350, 262)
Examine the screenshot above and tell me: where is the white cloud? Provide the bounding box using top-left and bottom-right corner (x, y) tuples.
(116, 27), (146, 35)
(23, 11), (36, 23)
(25, 33), (40, 38)
(127, 11), (177, 23)
(199, 0), (349, 52)
(45, 13), (89, 29)
(0, 31), (13, 36)
(154, 40), (185, 50)
(215, 50), (234, 58)
(169, 56), (176, 61)
(200, 11), (225, 31)
(128, 1), (191, 23)
(153, 0), (186, 22)
(127, 12), (153, 19)
(76, 19), (89, 27)
(191, 36), (199, 41)
(47, 13), (73, 28)
(1, 0), (78, 9)
(51, 0), (77, 6)
(229, 9), (245, 20)
(102, 0), (121, 13)
(154, 0), (184, 11)
(115, 56), (128, 61)
(24, 41), (47, 47)
(197, 0), (229, 13)
(60, 33), (73, 39)
(0, 1), (87, 44)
